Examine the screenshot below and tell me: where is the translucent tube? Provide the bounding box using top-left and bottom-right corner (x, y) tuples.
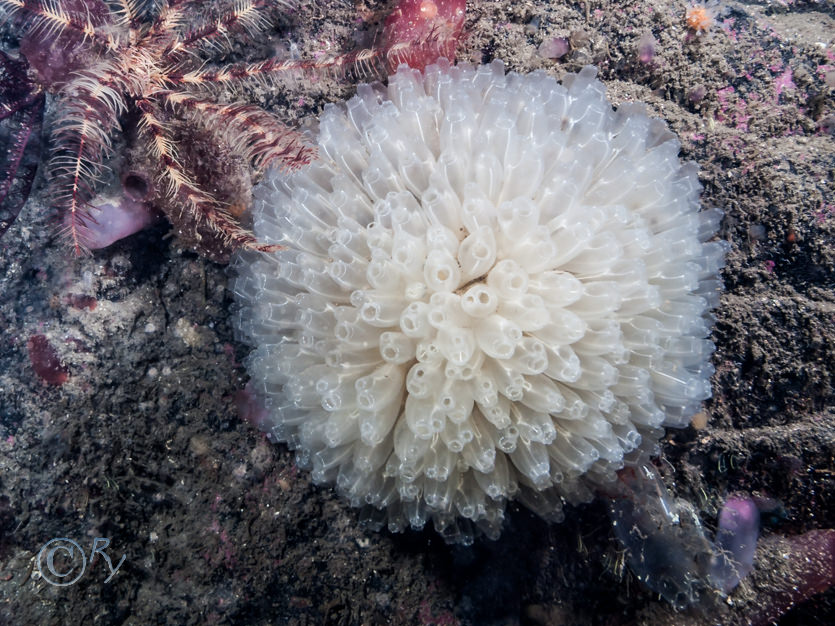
(486, 259), (529, 299)
(296, 308), (335, 336)
(414, 340), (443, 364)
(660, 336), (714, 367)
(425, 441), (454, 483)
(474, 451), (510, 499)
(359, 292), (406, 326)
(568, 281), (621, 318)
(496, 424), (519, 453)
(399, 301), (431, 338)
(507, 232), (558, 275)
(427, 292), (467, 328)
(520, 373), (565, 414)
(390, 233), (427, 272)
(548, 221), (593, 266)
(328, 258), (367, 291)
(404, 281), (427, 301)
(426, 223), (460, 256)
(627, 401), (666, 428)
(445, 349), (483, 381)
(405, 394), (445, 439)
(337, 463), (369, 504)
(527, 270), (583, 307)
(366, 258), (403, 291)
(572, 355), (619, 390)
(458, 227), (498, 283)
(460, 283), (499, 319)
(482, 358), (524, 401)
(440, 100), (477, 157)
(474, 314), (523, 360)
(611, 422), (641, 452)
(353, 438), (391, 473)
(510, 439), (550, 487)
(479, 392), (511, 430)
(557, 429), (601, 467)
(603, 399), (631, 424)
(323, 410), (360, 447)
(438, 379), (475, 424)
(463, 414), (497, 472)
(501, 149), (545, 204)
(512, 403), (557, 445)
(652, 267), (699, 299)
(312, 444), (353, 483)
(611, 364), (650, 396)
(572, 319), (622, 355)
(422, 187), (462, 232)
(474, 152), (504, 202)
(423, 476), (448, 509)
(553, 383), (589, 420)
(543, 344), (581, 383)
(505, 336), (548, 375)
(562, 231), (623, 276)
(646, 299), (708, 334)
(454, 473), (484, 520)
(437, 325), (477, 366)
(399, 151), (431, 194)
(394, 418), (432, 467)
(285, 374), (322, 406)
(388, 192), (423, 232)
(533, 309), (586, 346)
(399, 479), (420, 502)
(577, 388), (616, 413)
(405, 362), (442, 398)
(441, 419), (474, 453)
(496, 294), (549, 332)
(355, 363), (404, 412)
(694, 279), (722, 309)
(359, 386), (401, 446)
(438, 149), (469, 198)
(547, 433), (593, 476)
(379, 331), (416, 364)
(650, 362), (711, 402)
(622, 316), (662, 348)
(497, 197), (541, 242)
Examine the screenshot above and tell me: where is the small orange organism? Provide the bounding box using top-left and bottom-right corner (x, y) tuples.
(685, 2), (719, 35)
(419, 1), (439, 19)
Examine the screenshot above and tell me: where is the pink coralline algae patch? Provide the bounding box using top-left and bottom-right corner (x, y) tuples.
(716, 86), (752, 132)
(814, 204), (833, 224)
(418, 598), (458, 626)
(773, 67), (796, 101)
(721, 17), (738, 42)
(205, 519), (238, 570)
(27, 334), (69, 385)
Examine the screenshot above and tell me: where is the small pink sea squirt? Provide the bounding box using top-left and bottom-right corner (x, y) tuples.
(384, 0), (466, 71)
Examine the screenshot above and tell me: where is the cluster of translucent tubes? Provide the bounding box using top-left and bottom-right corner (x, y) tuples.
(232, 60), (726, 544)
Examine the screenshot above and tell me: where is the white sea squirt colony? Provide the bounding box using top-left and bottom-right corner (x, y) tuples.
(232, 59), (728, 544)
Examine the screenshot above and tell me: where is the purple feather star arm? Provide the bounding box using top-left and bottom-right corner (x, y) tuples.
(0, 50), (44, 238)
